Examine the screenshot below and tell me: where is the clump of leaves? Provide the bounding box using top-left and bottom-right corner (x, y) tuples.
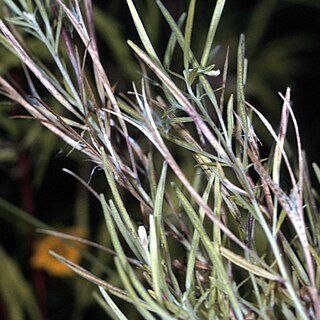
(0, 0), (319, 319)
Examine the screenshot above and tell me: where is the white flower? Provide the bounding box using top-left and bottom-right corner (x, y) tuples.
(205, 69), (221, 77)
(138, 225), (149, 259)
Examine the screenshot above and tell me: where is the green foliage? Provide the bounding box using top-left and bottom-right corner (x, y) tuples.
(0, 1), (319, 319)
(0, 246), (41, 320)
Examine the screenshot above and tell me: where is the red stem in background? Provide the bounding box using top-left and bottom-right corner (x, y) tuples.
(18, 152), (48, 320)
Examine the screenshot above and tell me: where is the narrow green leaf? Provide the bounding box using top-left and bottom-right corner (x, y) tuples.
(54, 7), (62, 53)
(200, 0), (226, 67)
(0, 197), (49, 230)
(99, 287), (128, 320)
(272, 88), (290, 185)
(149, 161), (172, 302)
(302, 152), (320, 246)
(115, 258), (156, 320)
(149, 215), (163, 304)
(173, 184), (244, 320)
(0, 246), (42, 320)
(93, 292), (119, 320)
(109, 200), (144, 262)
(276, 209), (287, 233)
(313, 163), (320, 185)
(163, 13), (186, 69)
(213, 172), (222, 251)
(126, 0), (160, 65)
(101, 148), (148, 263)
(3, 0), (22, 16)
(220, 247), (282, 281)
(49, 250), (131, 302)
(281, 237), (309, 285)
(226, 94), (234, 147)
(236, 34), (248, 163)
(100, 194), (130, 269)
(126, 259), (178, 320)
(184, 0), (196, 71)
(237, 34), (246, 126)
(185, 173), (215, 291)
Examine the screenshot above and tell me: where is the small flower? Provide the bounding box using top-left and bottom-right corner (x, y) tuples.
(138, 224), (149, 252)
(204, 69), (220, 77)
(138, 224), (150, 264)
(30, 226), (87, 277)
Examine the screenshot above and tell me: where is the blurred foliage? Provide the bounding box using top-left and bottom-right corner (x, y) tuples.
(0, 245), (41, 320)
(0, 0), (319, 319)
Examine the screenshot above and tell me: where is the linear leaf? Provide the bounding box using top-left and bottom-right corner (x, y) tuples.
(173, 184), (244, 320)
(220, 247), (282, 281)
(200, 0), (226, 67)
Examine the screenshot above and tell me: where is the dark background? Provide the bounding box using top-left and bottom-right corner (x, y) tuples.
(0, 1), (319, 319)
